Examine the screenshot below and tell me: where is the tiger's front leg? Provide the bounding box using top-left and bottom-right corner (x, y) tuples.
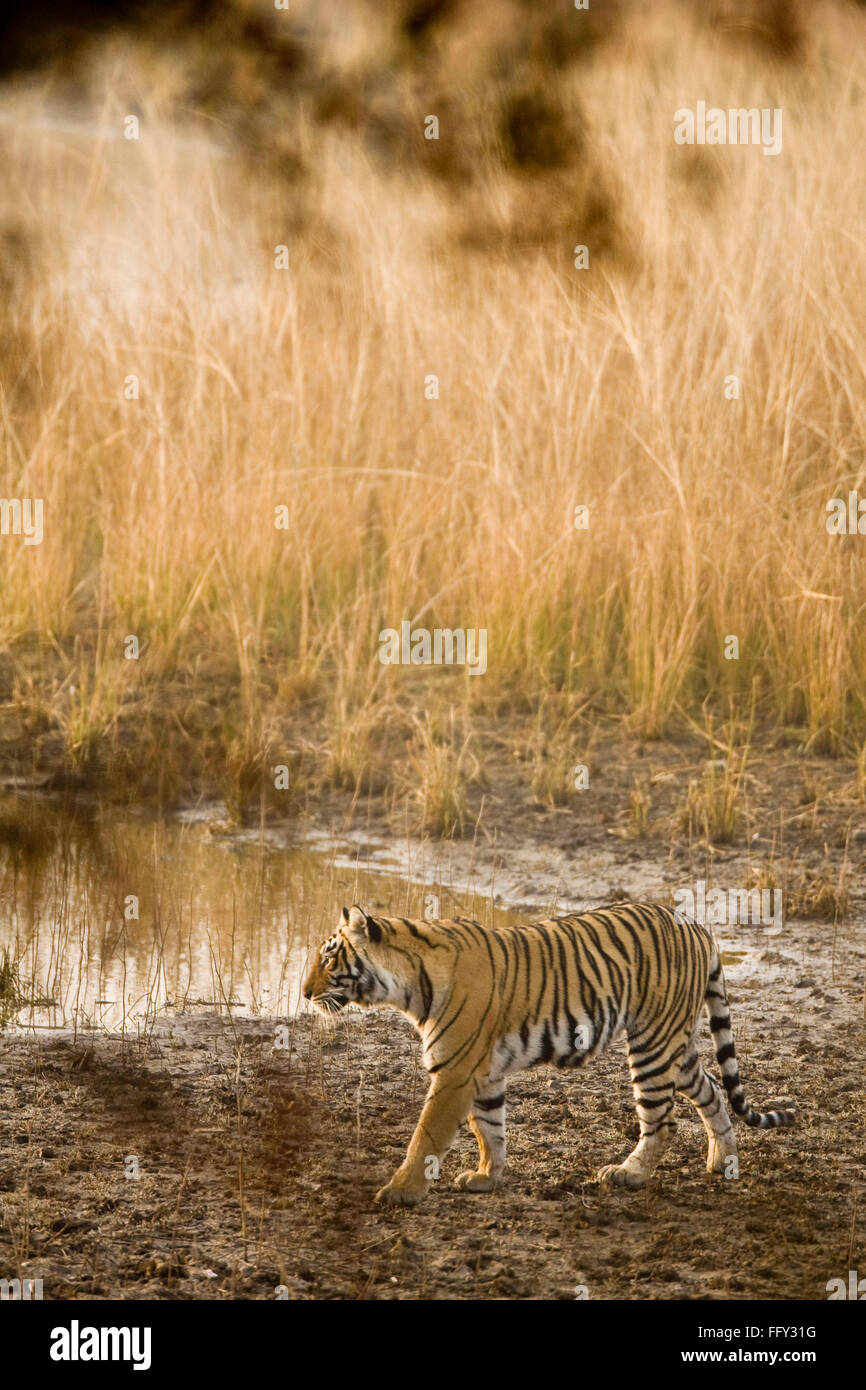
(455, 1078), (507, 1193)
(376, 1073), (475, 1207)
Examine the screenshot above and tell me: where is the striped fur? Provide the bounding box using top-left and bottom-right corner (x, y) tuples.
(302, 902), (794, 1205)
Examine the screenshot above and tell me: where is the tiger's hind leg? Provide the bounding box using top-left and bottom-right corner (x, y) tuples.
(676, 1041), (737, 1175)
(597, 1031), (685, 1189)
(455, 1079), (507, 1194)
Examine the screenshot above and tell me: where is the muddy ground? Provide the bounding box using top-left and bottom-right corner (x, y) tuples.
(0, 986), (860, 1302)
(0, 737), (864, 1300)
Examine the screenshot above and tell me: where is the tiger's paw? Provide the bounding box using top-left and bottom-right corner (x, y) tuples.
(375, 1179), (427, 1207)
(706, 1134), (738, 1175)
(596, 1162), (647, 1190)
(454, 1170), (497, 1193)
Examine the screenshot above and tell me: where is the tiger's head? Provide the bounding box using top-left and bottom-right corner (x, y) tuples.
(302, 905), (396, 1014)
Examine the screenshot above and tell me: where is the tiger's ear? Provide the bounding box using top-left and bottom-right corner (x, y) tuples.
(346, 905), (382, 943)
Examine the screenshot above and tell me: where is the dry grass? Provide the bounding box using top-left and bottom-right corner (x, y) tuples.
(786, 848), (851, 922)
(404, 711), (475, 838)
(857, 742), (866, 804)
(1, 1), (865, 809)
(527, 699), (587, 807)
(628, 778), (652, 838)
(0, 949), (24, 1029)
(676, 718), (750, 844)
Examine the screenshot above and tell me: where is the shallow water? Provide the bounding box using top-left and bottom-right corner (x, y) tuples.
(0, 794), (757, 1034)
(0, 796), (518, 1034)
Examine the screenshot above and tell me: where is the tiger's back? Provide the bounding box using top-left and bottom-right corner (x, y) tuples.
(461, 904), (714, 1080)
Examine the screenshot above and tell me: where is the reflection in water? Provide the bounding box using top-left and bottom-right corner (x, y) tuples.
(0, 796), (510, 1033)
(0, 796), (754, 1034)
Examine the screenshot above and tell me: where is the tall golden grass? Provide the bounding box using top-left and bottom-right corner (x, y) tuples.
(0, 0), (865, 809)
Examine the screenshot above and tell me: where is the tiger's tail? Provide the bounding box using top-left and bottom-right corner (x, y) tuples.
(705, 952), (795, 1129)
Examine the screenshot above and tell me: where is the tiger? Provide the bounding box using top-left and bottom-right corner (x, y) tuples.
(301, 902), (794, 1206)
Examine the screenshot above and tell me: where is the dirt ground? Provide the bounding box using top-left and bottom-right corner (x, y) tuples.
(0, 991), (860, 1302)
(0, 737), (864, 1301)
